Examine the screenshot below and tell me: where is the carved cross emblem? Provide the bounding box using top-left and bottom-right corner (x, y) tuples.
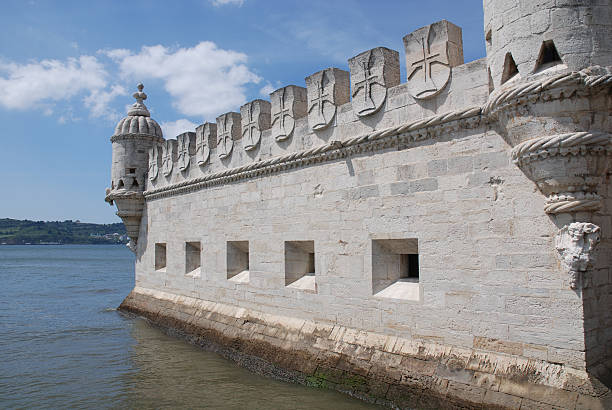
(271, 88), (291, 141)
(353, 58), (380, 113)
(308, 73), (333, 130)
(216, 113), (237, 159)
(241, 100), (270, 151)
(148, 144), (159, 181)
(162, 140), (175, 177)
(196, 123), (215, 166)
(177, 132), (193, 172)
(404, 21), (462, 100)
(243, 103), (258, 149)
(349, 48), (397, 117)
(306, 68), (349, 131)
(271, 86), (306, 142)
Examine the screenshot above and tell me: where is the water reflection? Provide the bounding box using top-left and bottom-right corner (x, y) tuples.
(123, 319), (377, 409)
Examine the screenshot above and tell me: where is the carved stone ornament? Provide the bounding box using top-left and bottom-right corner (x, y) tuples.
(306, 68), (350, 131)
(271, 85), (307, 142)
(177, 132), (195, 171)
(241, 99), (271, 151)
(511, 132), (611, 214)
(148, 144), (160, 181)
(162, 139), (177, 177)
(403, 20), (464, 100)
(195, 122), (216, 166)
(555, 222), (601, 289)
(349, 47), (400, 117)
(216, 112), (241, 159)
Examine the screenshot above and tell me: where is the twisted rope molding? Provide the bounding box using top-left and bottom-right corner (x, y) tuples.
(110, 133), (165, 144)
(511, 131), (611, 214)
(143, 106), (482, 200)
(511, 131), (611, 165)
(483, 68), (612, 116)
(141, 68), (611, 202)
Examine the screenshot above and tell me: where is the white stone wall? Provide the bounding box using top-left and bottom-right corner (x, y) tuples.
(136, 121), (589, 372)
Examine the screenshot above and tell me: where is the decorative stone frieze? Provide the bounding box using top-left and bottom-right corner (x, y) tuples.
(216, 112), (241, 159)
(162, 139), (177, 177)
(555, 222), (601, 289)
(148, 144), (160, 181)
(348, 47), (400, 117)
(403, 20), (463, 100)
(305, 68), (350, 131)
(177, 132), (196, 171)
(195, 122), (216, 166)
(270, 86), (307, 142)
(241, 99), (271, 151)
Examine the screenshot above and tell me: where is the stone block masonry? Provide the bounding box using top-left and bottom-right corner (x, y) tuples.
(107, 1), (612, 408)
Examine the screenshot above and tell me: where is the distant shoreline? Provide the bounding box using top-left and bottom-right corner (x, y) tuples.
(0, 218), (128, 245)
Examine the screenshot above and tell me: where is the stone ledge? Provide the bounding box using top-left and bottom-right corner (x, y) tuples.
(119, 287), (612, 409)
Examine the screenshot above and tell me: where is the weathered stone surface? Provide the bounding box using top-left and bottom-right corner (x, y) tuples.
(270, 86), (307, 142)
(177, 132), (196, 172)
(216, 112), (241, 159)
(305, 68), (350, 131)
(403, 20), (464, 99)
(348, 47), (400, 117)
(195, 122), (216, 166)
(241, 99), (271, 151)
(162, 139), (177, 177)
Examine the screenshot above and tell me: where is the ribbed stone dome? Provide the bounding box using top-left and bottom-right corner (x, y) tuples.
(113, 84), (163, 137)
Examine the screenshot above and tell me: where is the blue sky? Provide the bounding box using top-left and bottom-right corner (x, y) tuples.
(0, 0), (485, 223)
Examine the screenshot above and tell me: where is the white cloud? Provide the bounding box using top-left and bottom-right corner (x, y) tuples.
(0, 56), (107, 110)
(105, 41), (261, 120)
(211, 0), (244, 6)
(84, 84), (127, 120)
(160, 118), (198, 139)
(259, 82), (275, 97)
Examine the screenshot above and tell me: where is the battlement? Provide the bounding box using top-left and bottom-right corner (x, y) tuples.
(146, 20), (492, 196)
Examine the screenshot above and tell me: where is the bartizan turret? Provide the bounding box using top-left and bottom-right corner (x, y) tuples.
(483, 0), (611, 289)
(105, 84), (164, 252)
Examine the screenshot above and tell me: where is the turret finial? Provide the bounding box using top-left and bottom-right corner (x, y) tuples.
(127, 82), (150, 117)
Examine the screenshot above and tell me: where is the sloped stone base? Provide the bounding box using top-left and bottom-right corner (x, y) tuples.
(119, 287), (612, 409)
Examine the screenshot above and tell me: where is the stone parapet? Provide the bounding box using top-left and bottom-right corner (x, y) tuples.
(120, 288), (612, 410)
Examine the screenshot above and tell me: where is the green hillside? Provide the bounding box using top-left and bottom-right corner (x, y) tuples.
(0, 218), (127, 245)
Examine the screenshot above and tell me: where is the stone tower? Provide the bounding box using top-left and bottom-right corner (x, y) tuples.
(483, 0), (612, 90)
(483, 0), (611, 230)
(105, 84), (164, 251)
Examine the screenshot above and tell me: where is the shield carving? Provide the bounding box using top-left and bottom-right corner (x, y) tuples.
(306, 68), (350, 131)
(162, 139), (177, 177)
(148, 144), (160, 181)
(241, 99), (271, 151)
(216, 112), (241, 159)
(349, 47), (399, 117)
(270, 85), (307, 142)
(195, 122), (216, 166)
(403, 20), (463, 100)
(177, 132), (195, 171)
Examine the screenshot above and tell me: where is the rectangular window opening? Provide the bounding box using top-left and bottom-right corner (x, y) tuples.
(155, 243), (167, 272)
(185, 241), (201, 277)
(285, 240), (316, 293)
(227, 241), (249, 283)
(372, 239), (420, 301)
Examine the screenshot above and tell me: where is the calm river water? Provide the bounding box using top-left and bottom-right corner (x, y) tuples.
(0, 245), (376, 409)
